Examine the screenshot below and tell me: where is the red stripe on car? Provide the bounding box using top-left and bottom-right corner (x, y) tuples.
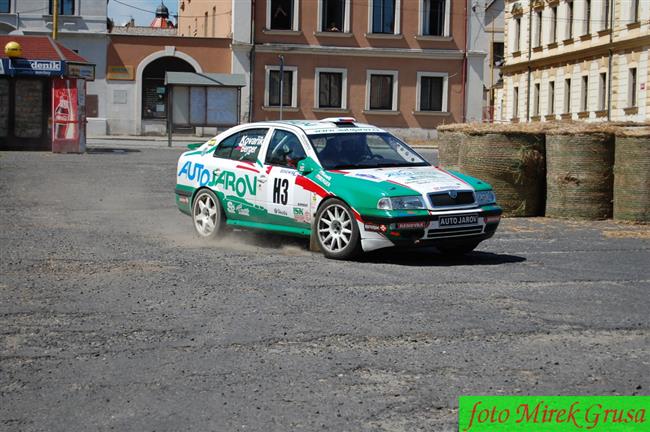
(296, 175), (329, 198)
(237, 165), (260, 174)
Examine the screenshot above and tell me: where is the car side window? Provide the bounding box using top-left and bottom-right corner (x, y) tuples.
(214, 129), (268, 162)
(214, 132), (240, 159)
(265, 130), (307, 169)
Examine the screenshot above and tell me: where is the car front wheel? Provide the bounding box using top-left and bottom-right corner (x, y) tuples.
(315, 199), (361, 260)
(192, 189), (224, 239)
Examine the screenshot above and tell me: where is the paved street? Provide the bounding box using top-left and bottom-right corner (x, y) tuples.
(1, 144), (649, 431)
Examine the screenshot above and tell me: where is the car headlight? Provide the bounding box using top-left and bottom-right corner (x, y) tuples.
(377, 196), (426, 210)
(475, 190), (497, 205)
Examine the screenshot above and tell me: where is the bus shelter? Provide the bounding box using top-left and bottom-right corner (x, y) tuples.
(164, 72), (246, 146)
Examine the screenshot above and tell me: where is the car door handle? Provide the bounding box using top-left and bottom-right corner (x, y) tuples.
(257, 175), (267, 184)
(213, 168), (221, 177)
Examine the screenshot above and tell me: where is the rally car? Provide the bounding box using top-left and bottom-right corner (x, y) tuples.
(175, 118), (502, 259)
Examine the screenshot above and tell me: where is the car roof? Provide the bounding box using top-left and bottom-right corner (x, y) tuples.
(242, 119), (386, 136)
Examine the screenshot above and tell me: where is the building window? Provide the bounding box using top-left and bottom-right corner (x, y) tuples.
(598, 73), (607, 110)
(269, 0), (296, 30)
(493, 42), (504, 66)
(564, 78), (571, 113)
(513, 86), (519, 118)
(513, 17), (521, 52)
(367, 70), (398, 111)
(0, 0), (10, 13)
(548, 80), (555, 114)
(631, 0), (640, 22)
(321, 0), (348, 32)
(584, 0), (591, 34)
(421, 0), (449, 36)
(628, 68), (637, 107)
(532, 83), (540, 116)
(550, 6), (557, 42)
(49, 0), (74, 15)
(580, 75), (588, 112)
(566, 1), (574, 39)
(601, 0), (609, 30)
(417, 72), (448, 112)
(265, 66), (298, 107)
(371, 0), (399, 34)
(533, 10), (542, 47)
(316, 68), (347, 109)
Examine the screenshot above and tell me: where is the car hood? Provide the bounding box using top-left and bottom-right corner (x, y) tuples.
(333, 166), (474, 195)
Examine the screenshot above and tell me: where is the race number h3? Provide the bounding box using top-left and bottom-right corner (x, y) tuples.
(273, 178), (289, 205)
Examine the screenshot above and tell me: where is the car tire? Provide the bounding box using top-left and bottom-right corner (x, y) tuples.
(192, 189), (225, 239)
(315, 198), (361, 260)
(436, 241), (480, 256)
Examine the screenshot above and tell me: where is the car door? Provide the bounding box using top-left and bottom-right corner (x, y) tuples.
(208, 127), (269, 222)
(259, 128), (312, 229)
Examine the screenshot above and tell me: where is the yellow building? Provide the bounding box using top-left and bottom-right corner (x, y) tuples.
(497, 0), (649, 122)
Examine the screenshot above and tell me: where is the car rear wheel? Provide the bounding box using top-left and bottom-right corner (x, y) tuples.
(315, 199), (361, 260)
(192, 189), (225, 239)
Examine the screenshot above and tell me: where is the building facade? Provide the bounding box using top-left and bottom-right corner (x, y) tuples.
(498, 0), (649, 123)
(179, 0), (487, 140)
(0, 0), (108, 132)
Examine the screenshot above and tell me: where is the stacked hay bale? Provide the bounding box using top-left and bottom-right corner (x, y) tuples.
(546, 125), (616, 219)
(440, 123), (546, 217)
(613, 128), (650, 223)
(436, 130), (464, 171)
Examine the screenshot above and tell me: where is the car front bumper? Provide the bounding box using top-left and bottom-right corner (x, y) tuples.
(358, 207), (502, 252)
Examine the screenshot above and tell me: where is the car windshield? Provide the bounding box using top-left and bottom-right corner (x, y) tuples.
(308, 132), (430, 170)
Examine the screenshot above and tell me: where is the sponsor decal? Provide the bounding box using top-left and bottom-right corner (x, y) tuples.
(273, 208), (289, 217)
(315, 172), (332, 187)
(459, 396), (649, 432)
(227, 201), (250, 217)
(237, 135), (264, 156)
(273, 178), (289, 205)
(293, 207), (310, 223)
(213, 170), (258, 198)
(296, 202), (309, 208)
(439, 214), (479, 227)
(364, 223), (387, 233)
(178, 161), (212, 187)
(353, 173), (382, 182)
(383, 169), (464, 188)
(396, 221), (427, 230)
(279, 168), (299, 176)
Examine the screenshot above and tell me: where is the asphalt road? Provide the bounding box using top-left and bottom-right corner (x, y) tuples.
(1, 144), (649, 431)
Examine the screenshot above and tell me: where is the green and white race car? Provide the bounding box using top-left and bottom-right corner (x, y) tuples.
(175, 118), (502, 259)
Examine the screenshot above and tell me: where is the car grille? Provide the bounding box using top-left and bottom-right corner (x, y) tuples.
(426, 226), (484, 239)
(428, 191), (475, 208)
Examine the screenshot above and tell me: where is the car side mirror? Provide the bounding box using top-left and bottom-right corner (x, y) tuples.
(297, 157), (317, 175)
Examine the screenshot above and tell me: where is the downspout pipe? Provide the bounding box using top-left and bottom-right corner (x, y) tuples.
(249, 0), (256, 123)
(606, 0), (613, 121)
(526, 0), (533, 121)
(461, 0), (468, 122)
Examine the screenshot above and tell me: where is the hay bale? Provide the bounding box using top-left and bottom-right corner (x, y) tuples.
(458, 132), (546, 216)
(613, 129), (650, 223)
(546, 132), (615, 220)
(437, 130), (464, 171)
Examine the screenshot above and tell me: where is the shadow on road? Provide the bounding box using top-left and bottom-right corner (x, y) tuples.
(358, 248), (527, 266)
(224, 230), (526, 266)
